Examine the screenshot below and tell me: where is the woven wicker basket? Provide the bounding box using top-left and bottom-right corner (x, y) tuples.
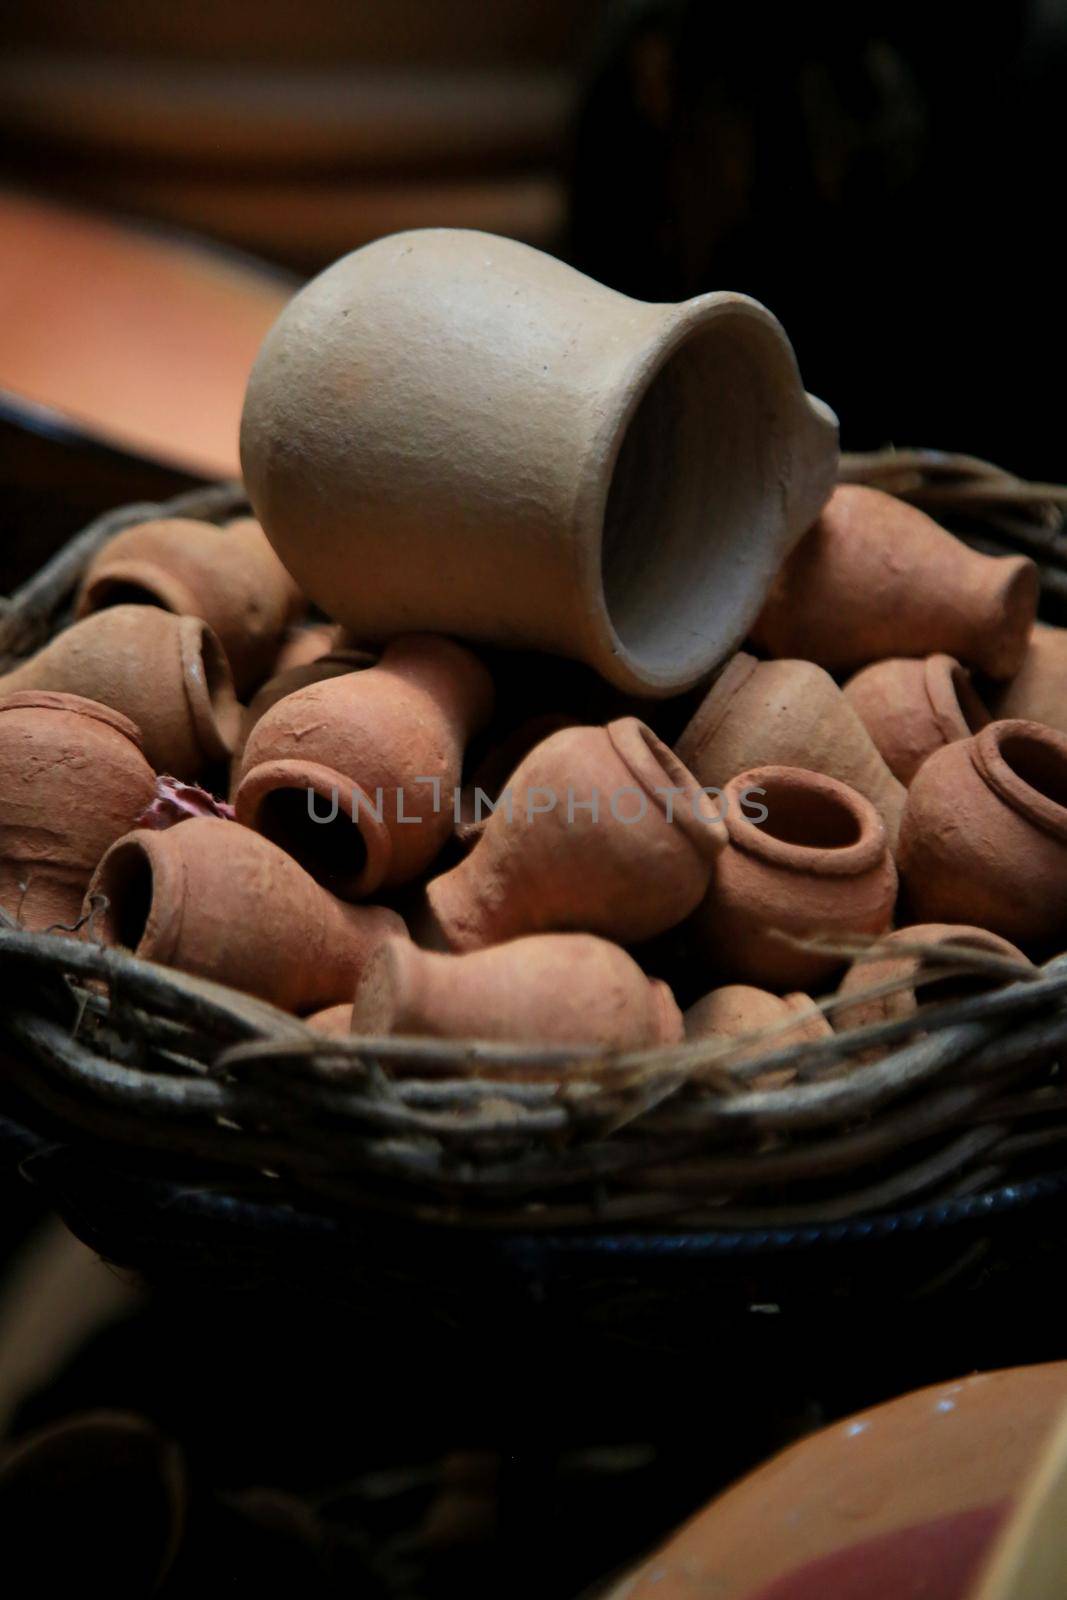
(3, 452), (1067, 1236)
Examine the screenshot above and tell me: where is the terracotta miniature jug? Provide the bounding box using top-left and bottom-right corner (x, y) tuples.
(240, 228), (839, 697)
(990, 623), (1067, 735)
(76, 515), (303, 691)
(834, 923), (1029, 1060)
(899, 719), (1067, 947)
(691, 765), (897, 990)
(235, 634), (493, 898)
(0, 690), (156, 932)
(351, 933), (683, 1048)
(237, 646), (377, 758)
(0, 605), (241, 779)
(604, 1362), (1067, 1600)
(420, 717), (724, 951)
(675, 651), (906, 845)
(751, 485), (1038, 678)
(844, 653), (990, 785)
(684, 984), (831, 1068)
(85, 817), (406, 1013)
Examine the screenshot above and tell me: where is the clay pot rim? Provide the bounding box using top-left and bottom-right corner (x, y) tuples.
(91, 829), (179, 965)
(724, 764), (887, 876)
(674, 651), (761, 768)
(972, 719), (1067, 841)
(0, 688), (145, 749)
(978, 554), (1041, 679)
(924, 653), (989, 744)
(574, 293), (830, 698)
(176, 617), (241, 763)
(76, 556), (201, 621)
(234, 756), (394, 897)
(607, 717), (725, 858)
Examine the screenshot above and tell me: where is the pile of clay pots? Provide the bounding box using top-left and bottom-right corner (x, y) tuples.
(2, 231), (1065, 1069)
(2, 478), (1063, 1063)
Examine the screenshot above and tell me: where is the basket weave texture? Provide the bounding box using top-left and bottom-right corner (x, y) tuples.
(3, 453), (1067, 1231)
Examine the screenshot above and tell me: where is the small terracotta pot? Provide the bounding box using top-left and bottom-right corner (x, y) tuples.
(351, 933), (683, 1048)
(676, 651), (906, 845)
(899, 719), (1067, 946)
(684, 985), (831, 1063)
(691, 765), (897, 989)
(241, 228), (838, 696)
(751, 485), (1038, 679)
(305, 1002), (354, 1036)
(86, 817), (406, 1012)
(456, 712), (579, 846)
(844, 653), (990, 786)
(0, 605), (241, 778)
(420, 717), (724, 951)
(834, 923), (1029, 1061)
(238, 646), (378, 758)
(235, 634), (493, 897)
(0, 690), (156, 932)
(990, 623), (1067, 735)
(76, 515), (303, 691)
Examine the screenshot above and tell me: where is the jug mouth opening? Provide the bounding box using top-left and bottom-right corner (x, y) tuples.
(977, 721), (1067, 838)
(724, 765), (885, 876)
(597, 300), (804, 696)
(235, 758), (393, 898)
(95, 836), (157, 956)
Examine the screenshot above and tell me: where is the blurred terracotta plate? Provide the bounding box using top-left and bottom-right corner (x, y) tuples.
(606, 1362), (1067, 1600)
(0, 189), (294, 478)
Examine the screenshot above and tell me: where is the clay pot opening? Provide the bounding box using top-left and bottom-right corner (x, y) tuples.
(999, 729), (1067, 809)
(601, 317), (786, 688)
(758, 778), (863, 850)
(86, 580), (164, 610)
(256, 786), (368, 893)
(97, 840), (155, 953)
(235, 758), (394, 898)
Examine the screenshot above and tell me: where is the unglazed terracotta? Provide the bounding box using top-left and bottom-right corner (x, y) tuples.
(844, 653), (990, 786)
(420, 718), (724, 951)
(0, 690), (155, 932)
(605, 1362), (1067, 1600)
(455, 712), (579, 846)
(240, 228), (839, 696)
(834, 923), (1029, 1056)
(751, 485), (1038, 679)
(899, 719), (1067, 946)
(675, 652), (905, 845)
(271, 621), (347, 677)
(238, 646), (377, 756)
(684, 984), (831, 1069)
(0, 605), (241, 778)
(235, 634), (493, 897)
(305, 1002), (354, 1036)
(991, 623), (1067, 735)
(350, 933), (683, 1048)
(85, 817), (406, 1012)
(691, 766), (897, 989)
(76, 515), (303, 691)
